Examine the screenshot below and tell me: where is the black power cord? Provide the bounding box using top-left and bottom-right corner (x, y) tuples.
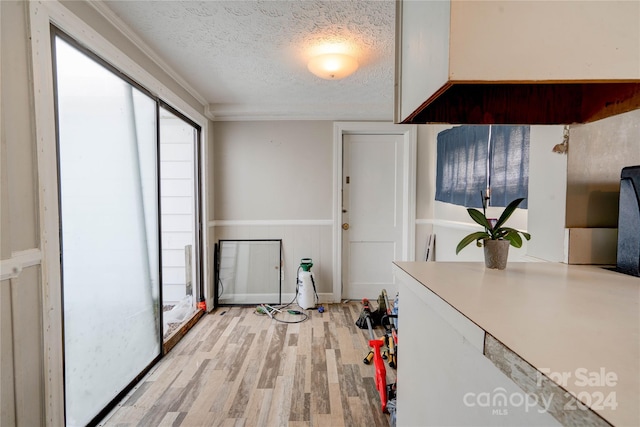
(253, 263), (320, 324)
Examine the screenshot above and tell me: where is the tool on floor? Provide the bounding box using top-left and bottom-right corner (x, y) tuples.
(380, 289), (398, 368)
(369, 338), (388, 413)
(387, 393), (397, 427)
(356, 297), (382, 329)
(382, 289), (399, 418)
(362, 290), (399, 414)
(359, 292), (397, 367)
(356, 299), (377, 364)
(356, 298), (373, 329)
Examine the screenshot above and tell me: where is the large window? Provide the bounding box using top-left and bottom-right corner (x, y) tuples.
(54, 34), (161, 426)
(52, 29), (203, 426)
(435, 125), (530, 208)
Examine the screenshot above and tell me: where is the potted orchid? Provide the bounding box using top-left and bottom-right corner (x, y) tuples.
(455, 196), (531, 269)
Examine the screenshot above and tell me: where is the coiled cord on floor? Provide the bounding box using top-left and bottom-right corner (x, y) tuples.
(254, 304), (309, 323)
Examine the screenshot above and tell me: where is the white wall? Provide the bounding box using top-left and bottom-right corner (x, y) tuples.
(213, 121), (333, 220)
(414, 125), (441, 260)
(527, 126), (567, 262)
(2, 2), (45, 425)
(212, 121), (334, 296)
(416, 115), (640, 265)
(212, 121), (569, 292)
(415, 124), (566, 262)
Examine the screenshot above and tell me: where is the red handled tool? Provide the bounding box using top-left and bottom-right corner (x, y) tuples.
(369, 338), (387, 413)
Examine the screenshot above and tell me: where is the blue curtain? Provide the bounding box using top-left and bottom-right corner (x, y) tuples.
(435, 125), (529, 208)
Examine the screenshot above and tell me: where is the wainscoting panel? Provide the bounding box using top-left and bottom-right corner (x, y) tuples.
(212, 222), (334, 303)
(0, 263), (44, 426)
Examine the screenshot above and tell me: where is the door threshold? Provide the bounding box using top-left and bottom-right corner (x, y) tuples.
(162, 309), (204, 354)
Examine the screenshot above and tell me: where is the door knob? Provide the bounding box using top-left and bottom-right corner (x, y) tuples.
(342, 223), (349, 230)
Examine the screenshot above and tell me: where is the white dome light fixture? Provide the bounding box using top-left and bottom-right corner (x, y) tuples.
(307, 53), (359, 80)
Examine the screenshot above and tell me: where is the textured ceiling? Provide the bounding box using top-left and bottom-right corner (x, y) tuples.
(100, 0), (396, 121)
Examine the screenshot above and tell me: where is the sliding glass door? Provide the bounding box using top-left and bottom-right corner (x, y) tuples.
(159, 106), (202, 337)
(54, 34), (161, 426)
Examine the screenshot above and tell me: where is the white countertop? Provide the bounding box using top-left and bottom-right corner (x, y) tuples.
(393, 261), (640, 427)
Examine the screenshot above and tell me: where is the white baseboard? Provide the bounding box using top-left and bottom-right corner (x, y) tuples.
(217, 292), (336, 306)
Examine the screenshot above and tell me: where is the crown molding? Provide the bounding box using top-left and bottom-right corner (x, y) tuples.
(206, 103), (393, 122)
(89, 0), (208, 108)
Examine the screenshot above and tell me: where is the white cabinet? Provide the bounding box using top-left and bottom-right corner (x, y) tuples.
(392, 261), (638, 426)
(395, 267), (560, 426)
(395, 0), (640, 124)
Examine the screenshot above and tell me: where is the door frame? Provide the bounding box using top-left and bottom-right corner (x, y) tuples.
(332, 122), (417, 302)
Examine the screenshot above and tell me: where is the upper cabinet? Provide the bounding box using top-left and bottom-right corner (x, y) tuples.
(395, 0), (640, 125)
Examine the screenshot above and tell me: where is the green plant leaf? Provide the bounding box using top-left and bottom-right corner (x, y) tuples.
(500, 227), (532, 248)
(492, 228), (507, 240)
(456, 198), (532, 257)
(467, 208), (492, 230)
(494, 197), (525, 230)
(504, 230), (523, 248)
(456, 232), (489, 254)
(501, 227), (530, 238)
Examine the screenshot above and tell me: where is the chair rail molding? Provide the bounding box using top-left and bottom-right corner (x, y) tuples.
(209, 219), (333, 227)
(0, 249), (42, 281)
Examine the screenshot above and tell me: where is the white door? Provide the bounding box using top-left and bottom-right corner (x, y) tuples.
(342, 133), (405, 300)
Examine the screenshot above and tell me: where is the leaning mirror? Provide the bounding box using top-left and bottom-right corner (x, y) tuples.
(215, 239), (282, 305)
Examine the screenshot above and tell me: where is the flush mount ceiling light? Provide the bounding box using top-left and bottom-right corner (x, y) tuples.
(307, 53), (359, 80)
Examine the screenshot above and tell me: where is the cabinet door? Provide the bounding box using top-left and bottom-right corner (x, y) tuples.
(394, 0), (450, 123)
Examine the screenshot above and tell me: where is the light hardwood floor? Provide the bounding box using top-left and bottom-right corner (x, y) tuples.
(101, 303), (396, 427)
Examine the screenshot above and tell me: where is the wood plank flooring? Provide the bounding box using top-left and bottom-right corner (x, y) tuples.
(100, 303), (396, 427)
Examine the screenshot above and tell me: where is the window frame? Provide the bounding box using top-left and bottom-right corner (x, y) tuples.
(435, 125), (530, 209)
(29, 3), (210, 424)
